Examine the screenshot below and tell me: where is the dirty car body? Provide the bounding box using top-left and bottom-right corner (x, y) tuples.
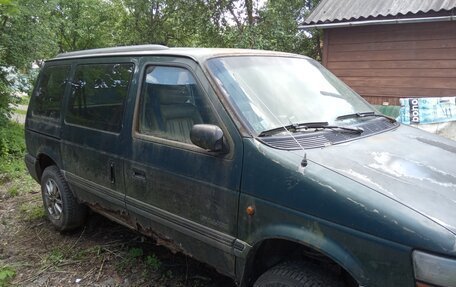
(24, 45), (456, 287)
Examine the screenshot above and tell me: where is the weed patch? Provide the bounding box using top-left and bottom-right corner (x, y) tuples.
(128, 247), (143, 259)
(0, 265), (16, 287)
(20, 201), (44, 221)
(0, 121), (38, 195)
(13, 109), (26, 116)
(7, 185), (19, 197)
(45, 249), (65, 266)
(117, 247), (143, 271)
(116, 246), (163, 276)
(145, 254), (162, 271)
(0, 121), (26, 182)
(18, 96), (30, 105)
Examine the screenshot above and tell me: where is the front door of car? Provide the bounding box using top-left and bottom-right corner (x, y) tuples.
(124, 58), (243, 276)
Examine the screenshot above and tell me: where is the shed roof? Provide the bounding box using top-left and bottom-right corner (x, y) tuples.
(303, 0), (456, 25)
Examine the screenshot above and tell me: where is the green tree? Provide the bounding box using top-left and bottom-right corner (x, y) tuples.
(0, 0), (125, 122)
(112, 0), (222, 47)
(220, 0), (321, 58)
(51, 0), (123, 52)
(0, 0), (55, 123)
(1, 0), (56, 67)
(0, 0), (17, 123)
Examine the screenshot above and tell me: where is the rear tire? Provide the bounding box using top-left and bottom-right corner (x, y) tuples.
(254, 261), (344, 287)
(41, 166), (87, 231)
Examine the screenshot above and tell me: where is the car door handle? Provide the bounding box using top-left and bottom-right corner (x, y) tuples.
(110, 162), (116, 184)
(131, 168), (146, 181)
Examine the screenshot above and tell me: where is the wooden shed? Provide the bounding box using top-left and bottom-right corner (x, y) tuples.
(300, 0), (456, 106)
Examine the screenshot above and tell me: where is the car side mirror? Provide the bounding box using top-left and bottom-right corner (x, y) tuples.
(190, 124), (226, 152)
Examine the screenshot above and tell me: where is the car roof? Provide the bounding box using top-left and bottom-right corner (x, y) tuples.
(49, 45), (308, 63)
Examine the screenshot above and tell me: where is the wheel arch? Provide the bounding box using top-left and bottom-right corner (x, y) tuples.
(239, 226), (363, 287)
(35, 148), (61, 181)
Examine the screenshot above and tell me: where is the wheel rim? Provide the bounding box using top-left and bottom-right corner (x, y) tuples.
(44, 178), (63, 221)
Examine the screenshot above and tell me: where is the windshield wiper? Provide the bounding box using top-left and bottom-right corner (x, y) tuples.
(258, 122), (364, 137)
(336, 111), (396, 122)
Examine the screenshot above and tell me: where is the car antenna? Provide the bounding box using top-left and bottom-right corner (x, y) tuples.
(266, 117), (307, 167)
(241, 87), (307, 167)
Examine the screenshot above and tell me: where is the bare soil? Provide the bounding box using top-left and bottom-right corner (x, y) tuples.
(0, 179), (236, 287)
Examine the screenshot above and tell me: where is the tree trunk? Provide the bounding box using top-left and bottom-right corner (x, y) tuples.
(245, 0), (253, 26)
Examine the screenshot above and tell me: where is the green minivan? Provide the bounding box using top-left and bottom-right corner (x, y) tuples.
(25, 45), (456, 287)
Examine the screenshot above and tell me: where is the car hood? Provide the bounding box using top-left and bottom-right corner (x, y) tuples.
(306, 124), (456, 235)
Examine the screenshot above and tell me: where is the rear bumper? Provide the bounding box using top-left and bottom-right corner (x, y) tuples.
(24, 153), (39, 183)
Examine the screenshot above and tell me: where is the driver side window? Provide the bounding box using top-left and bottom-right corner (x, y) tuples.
(138, 66), (217, 144)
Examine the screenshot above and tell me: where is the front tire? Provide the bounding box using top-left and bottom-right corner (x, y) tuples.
(254, 261), (344, 287)
(41, 166), (87, 231)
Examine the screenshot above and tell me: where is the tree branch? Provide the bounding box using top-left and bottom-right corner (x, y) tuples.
(228, 5), (242, 31)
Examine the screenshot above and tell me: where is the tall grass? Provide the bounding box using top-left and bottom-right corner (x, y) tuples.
(0, 121), (26, 182)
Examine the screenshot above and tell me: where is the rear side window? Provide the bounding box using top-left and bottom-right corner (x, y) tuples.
(32, 65), (70, 119)
(66, 63), (134, 133)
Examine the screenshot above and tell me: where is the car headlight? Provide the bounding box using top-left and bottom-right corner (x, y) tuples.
(413, 250), (456, 287)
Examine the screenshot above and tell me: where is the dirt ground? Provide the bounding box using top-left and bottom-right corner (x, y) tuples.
(0, 179), (236, 287)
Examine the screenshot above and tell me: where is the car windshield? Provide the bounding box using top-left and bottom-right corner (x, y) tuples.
(207, 56), (374, 135)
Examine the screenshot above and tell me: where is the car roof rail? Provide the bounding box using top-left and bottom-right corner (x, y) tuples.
(55, 44), (170, 59)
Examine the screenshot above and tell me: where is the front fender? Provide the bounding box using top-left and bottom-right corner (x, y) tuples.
(249, 223), (365, 279)
(237, 194), (414, 287)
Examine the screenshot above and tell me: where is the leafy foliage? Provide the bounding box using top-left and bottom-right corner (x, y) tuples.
(0, 265), (16, 287)
(0, 121), (26, 181)
(145, 254), (162, 271)
(0, 0), (54, 122)
(51, 0), (122, 52)
(0, 73), (13, 124)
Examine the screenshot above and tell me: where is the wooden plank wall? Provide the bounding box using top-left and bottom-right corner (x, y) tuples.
(324, 21), (456, 105)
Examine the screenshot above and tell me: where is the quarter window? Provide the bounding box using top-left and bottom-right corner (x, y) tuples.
(138, 66), (216, 144)
(66, 63), (134, 133)
(32, 65), (70, 119)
